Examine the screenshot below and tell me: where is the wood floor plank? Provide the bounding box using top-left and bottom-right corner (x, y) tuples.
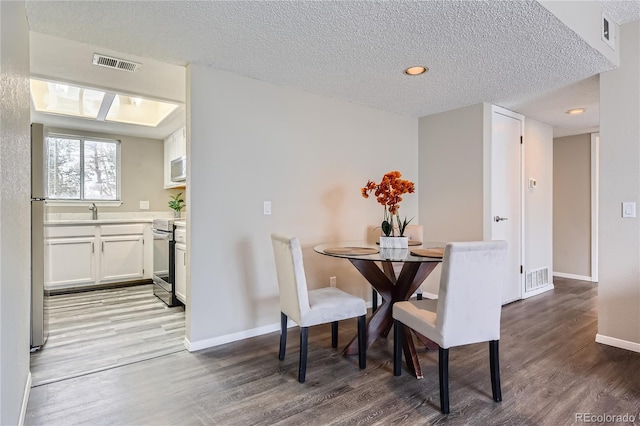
(26, 278), (640, 425)
(30, 284), (185, 386)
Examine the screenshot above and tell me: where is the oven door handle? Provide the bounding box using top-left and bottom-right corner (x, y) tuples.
(152, 230), (172, 239)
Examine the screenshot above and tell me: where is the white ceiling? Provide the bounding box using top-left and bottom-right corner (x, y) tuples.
(24, 1), (640, 139)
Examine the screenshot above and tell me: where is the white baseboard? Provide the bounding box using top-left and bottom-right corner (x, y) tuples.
(186, 322), (284, 352)
(523, 283), (554, 299)
(553, 272), (594, 282)
(187, 298), (432, 352)
(185, 308), (381, 352)
(596, 334), (640, 353)
(19, 372), (32, 426)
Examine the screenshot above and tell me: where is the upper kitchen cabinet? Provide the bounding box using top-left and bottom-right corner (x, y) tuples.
(164, 126), (187, 189)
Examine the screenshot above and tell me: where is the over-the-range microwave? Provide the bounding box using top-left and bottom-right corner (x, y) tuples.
(170, 156), (187, 182)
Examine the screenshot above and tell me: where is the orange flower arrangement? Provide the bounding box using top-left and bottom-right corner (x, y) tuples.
(361, 171), (415, 236)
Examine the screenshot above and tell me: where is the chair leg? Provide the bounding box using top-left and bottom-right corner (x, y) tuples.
(393, 320), (403, 376)
(331, 321), (338, 348)
(490, 340), (502, 402)
(357, 315), (366, 369)
(439, 347), (450, 414)
(372, 288), (378, 312)
(279, 312), (287, 361)
(298, 327), (308, 383)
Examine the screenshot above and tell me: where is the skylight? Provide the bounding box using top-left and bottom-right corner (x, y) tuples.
(30, 78), (181, 127)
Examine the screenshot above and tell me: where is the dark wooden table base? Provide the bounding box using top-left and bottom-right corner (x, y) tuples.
(342, 259), (439, 378)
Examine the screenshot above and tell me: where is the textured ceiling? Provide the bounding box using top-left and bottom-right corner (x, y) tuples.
(24, 1), (640, 138)
(599, 0), (640, 24)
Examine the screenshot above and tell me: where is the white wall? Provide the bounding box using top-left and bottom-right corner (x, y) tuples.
(418, 103), (485, 242)
(598, 20), (640, 351)
(417, 104), (553, 297)
(524, 118), (554, 279)
(553, 133), (591, 278)
(187, 65), (418, 347)
(0, 1), (32, 423)
(30, 32), (186, 103)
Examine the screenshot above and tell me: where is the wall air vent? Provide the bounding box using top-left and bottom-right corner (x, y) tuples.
(525, 267), (550, 292)
(92, 53), (141, 72)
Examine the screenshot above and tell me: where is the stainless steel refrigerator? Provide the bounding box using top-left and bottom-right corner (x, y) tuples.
(31, 122), (48, 350)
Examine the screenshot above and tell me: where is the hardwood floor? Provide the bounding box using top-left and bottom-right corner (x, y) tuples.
(30, 284), (185, 386)
(26, 278), (640, 425)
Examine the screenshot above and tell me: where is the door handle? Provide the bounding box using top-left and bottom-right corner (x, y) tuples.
(494, 216), (509, 222)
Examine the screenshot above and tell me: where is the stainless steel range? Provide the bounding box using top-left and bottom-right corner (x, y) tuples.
(152, 218), (181, 307)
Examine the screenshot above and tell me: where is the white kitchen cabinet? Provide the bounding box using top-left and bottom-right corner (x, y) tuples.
(45, 237), (96, 287)
(99, 235), (144, 282)
(174, 243), (186, 304)
(164, 126), (186, 189)
(45, 223), (149, 291)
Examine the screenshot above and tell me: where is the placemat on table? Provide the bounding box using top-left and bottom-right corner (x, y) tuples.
(323, 247), (379, 255)
(410, 247), (445, 258)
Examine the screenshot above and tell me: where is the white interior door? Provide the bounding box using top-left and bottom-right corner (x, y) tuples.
(491, 107), (523, 304)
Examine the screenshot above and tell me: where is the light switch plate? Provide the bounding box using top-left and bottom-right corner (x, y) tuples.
(622, 202), (636, 218)
(140, 201), (149, 210)
(263, 201), (272, 215)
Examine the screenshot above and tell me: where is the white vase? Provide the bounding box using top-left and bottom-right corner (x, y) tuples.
(379, 236), (409, 249)
(380, 247), (409, 261)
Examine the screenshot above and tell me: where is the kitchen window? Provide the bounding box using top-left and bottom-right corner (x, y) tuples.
(45, 134), (121, 201)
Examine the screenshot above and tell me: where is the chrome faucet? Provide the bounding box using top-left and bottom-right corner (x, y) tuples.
(89, 203), (98, 220)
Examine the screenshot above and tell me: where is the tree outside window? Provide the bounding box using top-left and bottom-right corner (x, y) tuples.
(46, 135), (120, 201)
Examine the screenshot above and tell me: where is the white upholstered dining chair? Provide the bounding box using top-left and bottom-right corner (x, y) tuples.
(392, 240), (508, 414)
(271, 233), (367, 383)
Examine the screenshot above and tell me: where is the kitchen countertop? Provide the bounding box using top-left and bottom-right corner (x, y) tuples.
(174, 220), (186, 228)
(44, 218), (155, 226)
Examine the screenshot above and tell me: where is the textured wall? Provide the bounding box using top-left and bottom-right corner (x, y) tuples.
(0, 1), (33, 423)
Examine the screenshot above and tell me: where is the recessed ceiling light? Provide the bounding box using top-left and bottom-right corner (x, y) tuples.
(566, 108), (586, 115)
(404, 66), (428, 76)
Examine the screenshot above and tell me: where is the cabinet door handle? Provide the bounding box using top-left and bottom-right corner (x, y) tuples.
(92, 242), (94, 253)
(184, 252), (186, 266)
(101, 241), (104, 252)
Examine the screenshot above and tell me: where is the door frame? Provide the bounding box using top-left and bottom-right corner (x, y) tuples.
(484, 104), (525, 303)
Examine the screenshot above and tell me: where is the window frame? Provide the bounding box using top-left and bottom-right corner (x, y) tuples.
(45, 133), (122, 205)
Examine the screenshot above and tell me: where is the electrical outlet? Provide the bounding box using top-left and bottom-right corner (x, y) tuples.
(329, 276), (336, 287)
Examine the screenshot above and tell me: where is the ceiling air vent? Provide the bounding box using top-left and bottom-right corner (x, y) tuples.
(92, 53), (142, 72)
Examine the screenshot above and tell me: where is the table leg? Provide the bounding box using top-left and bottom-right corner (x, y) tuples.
(413, 330), (439, 351)
(402, 326), (423, 378)
(343, 295), (393, 355)
(342, 259), (439, 371)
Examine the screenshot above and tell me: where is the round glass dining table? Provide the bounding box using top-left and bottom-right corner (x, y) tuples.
(314, 241), (445, 379)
